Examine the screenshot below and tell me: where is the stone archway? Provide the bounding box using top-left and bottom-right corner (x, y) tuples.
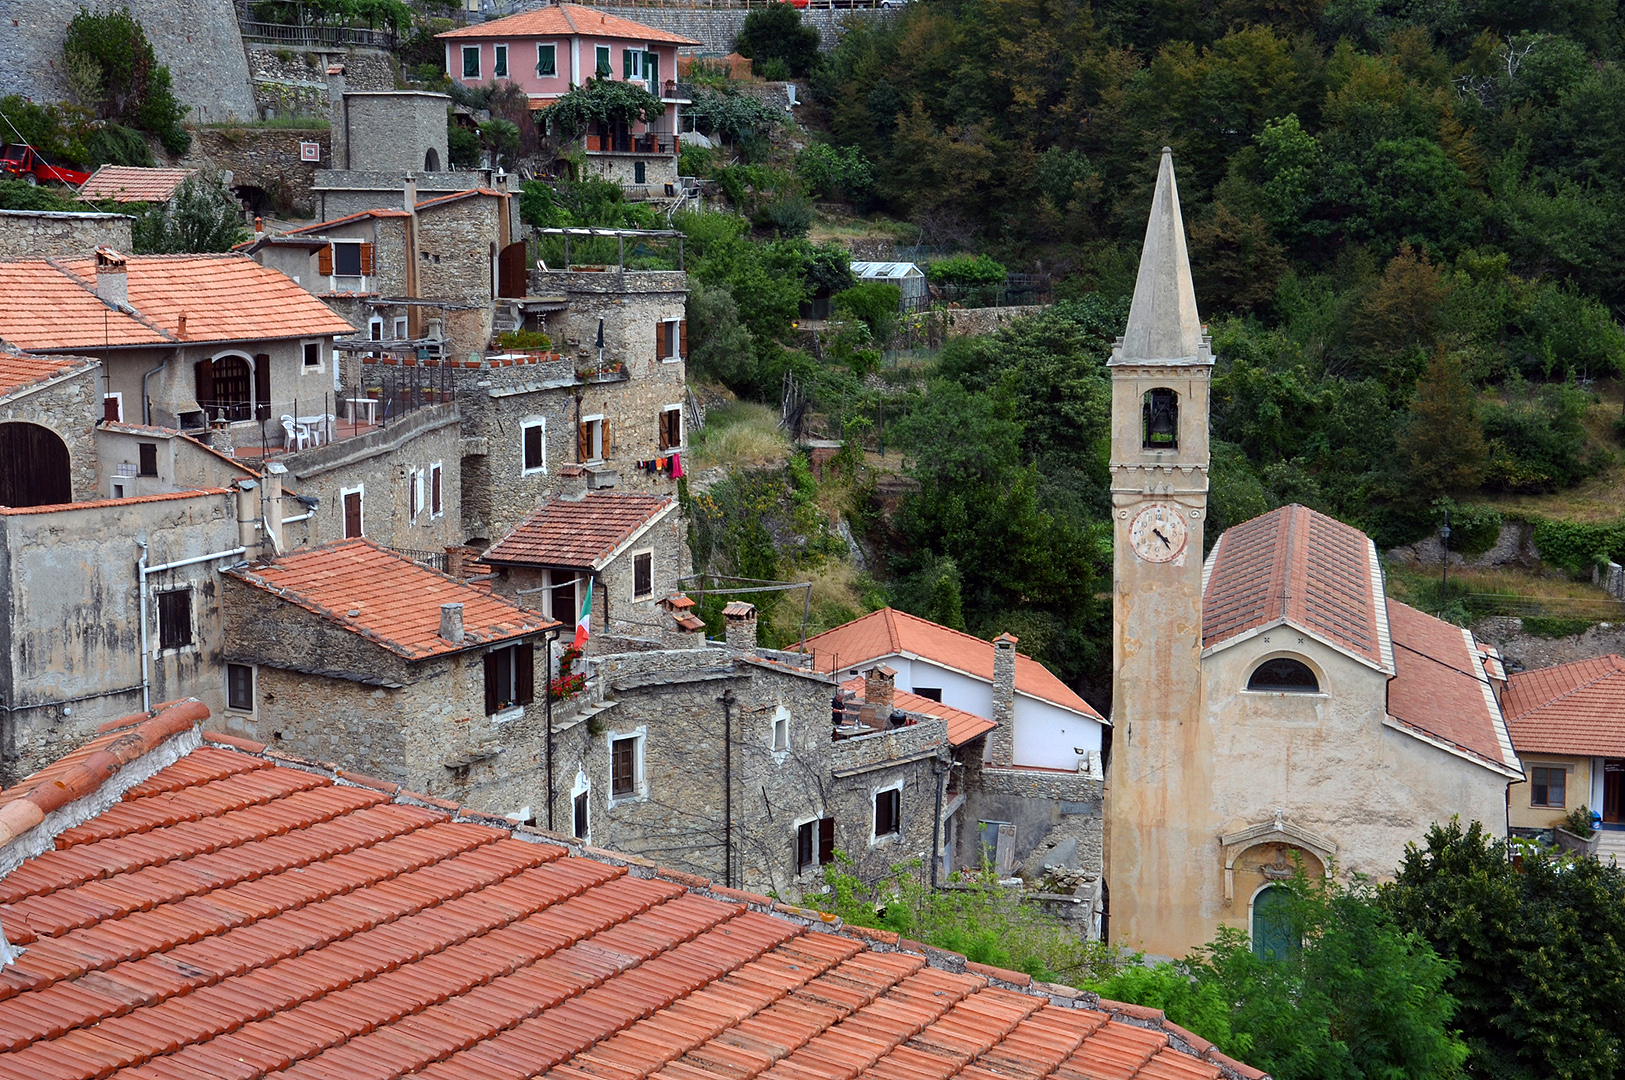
(1220, 811), (1337, 904)
(0, 422), (72, 508)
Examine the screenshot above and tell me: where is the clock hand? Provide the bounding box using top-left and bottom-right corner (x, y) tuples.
(1153, 528), (1171, 547)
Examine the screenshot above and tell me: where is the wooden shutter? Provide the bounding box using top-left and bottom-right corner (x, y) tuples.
(193, 358), (214, 410)
(601, 418), (610, 458)
(818, 817), (835, 865)
(483, 651), (500, 715)
(623, 49), (633, 78)
(515, 643), (535, 705)
(359, 242), (375, 275)
(658, 410), (670, 451)
(656, 322), (664, 360)
(679, 319), (688, 358)
(253, 354), (271, 423)
(578, 421), (590, 462)
(103, 395), (120, 422)
(344, 491), (362, 537)
(318, 244), (333, 276)
(431, 465), (442, 515)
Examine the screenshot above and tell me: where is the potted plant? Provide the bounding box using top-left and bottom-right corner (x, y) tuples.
(1555, 804), (1601, 856)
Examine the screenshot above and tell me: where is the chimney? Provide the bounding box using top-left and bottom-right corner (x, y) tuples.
(326, 65), (348, 169)
(404, 172), (417, 214)
(263, 462), (287, 556)
(94, 246), (127, 308)
(440, 602), (465, 644)
(723, 602), (757, 651)
(990, 633), (1017, 766)
(859, 664), (896, 727)
(446, 545), (467, 578)
(404, 172), (420, 334)
(254, 216), (264, 240)
(236, 480), (259, 555)
(176, 312), (187, 339)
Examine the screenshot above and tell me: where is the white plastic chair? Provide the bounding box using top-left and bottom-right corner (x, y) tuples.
(281, 415), (309, 451)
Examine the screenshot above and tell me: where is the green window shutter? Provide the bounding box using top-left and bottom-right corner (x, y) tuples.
(596, 46), (610, 77)
(645, 52), (658, 89)
(623, 49), (633, 78)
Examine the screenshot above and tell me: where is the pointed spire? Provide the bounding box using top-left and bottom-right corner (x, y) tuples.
(1119, 148), (1204, 364)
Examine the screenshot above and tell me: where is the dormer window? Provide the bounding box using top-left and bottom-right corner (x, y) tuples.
(1247, 658), (1319, 693)
(1142, 388), (1178, 449)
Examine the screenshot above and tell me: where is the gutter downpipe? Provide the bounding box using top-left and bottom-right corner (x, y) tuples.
(718, 688), (737, 889)
(931, 759), (946, 891)
(545, 626), (561, 832)
(140, 352), (173, 426)
(137, 541), (249, 711)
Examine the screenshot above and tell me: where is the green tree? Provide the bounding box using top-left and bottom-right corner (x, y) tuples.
(736, 4), (820, 77)
(1396, 350), (1488, 499)
(685, 88), (783, 146)
(1384, 820), (1625, 1080)
(832, 281), (900, 342)
(130, 173), (248, 254)
(537, 78), (665, 140)
(63, 7), (188, 154)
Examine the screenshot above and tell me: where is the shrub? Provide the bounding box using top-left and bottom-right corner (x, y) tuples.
(64, 7), (189, 154)
(536, 78), (665, 140)
(797, 143), (875, 202)
(1434, 499), (1503, 556)
(759, 57), (792, 81)
(496, 330), (552, 351)
(1522, 616), (1595, 638)
(130, 172), (248, 254)
(1481, 383), (1594, 493)
(1565, 804), (1597, 838)
(928, 253), (1007, 287)
(736, 4), (820, 77)
(685, 88), (783, 145)
(754, 194), (813, 237)
(447, 121), (482, 168)
(833, 281), (901, 342)
(1530, 518), (1625, 576)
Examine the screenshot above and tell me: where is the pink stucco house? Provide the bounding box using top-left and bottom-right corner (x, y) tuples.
(438, 5), (700, 188)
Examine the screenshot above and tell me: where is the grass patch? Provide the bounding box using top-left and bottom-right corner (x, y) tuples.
(689, 401), (789, 470)
(1384, 560), (1623, 625)
(1521, 616), (1597, 638)
(1481, 385), (1625, 524)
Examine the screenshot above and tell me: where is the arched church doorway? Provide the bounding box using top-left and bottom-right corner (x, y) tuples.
(0, 422), (72, 507)
(1251, 885), (1297, 961)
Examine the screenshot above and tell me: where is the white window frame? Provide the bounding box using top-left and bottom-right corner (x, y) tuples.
(606, 726), (647, 807)
(870, 779), (904, 845)
(582, 413), (604, 464)
(771, 705), (790, 753)
(631, 548), (654, 599)
(660, 318), (682, 361)
(340, 483), (365, 538)
(330, 239), (365, 279)
(571, 769), (591, 844)
(301, 338), (323, 371)
(369, 317), (384, 341)
(462, 44), (481, 80)
(226, 662), (255, 714)
(393, 316), (409, 341)
(537, 43), (557, 77)
(494, 43), (509, 78)
(522, 416), (548, 475)
(429, 461), (444, 519)
(104, 391), (123, 422)
(661, 404), (683, 450)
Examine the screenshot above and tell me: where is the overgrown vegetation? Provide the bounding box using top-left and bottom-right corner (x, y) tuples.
(130, 172), (248, 254)
(62, 7), (188, 154)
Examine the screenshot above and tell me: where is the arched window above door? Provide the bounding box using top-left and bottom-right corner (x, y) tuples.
(1248, 657), (1320, 693)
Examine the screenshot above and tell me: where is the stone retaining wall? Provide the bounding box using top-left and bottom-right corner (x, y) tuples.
(179, 127), (331, 218)
(585, 5), (896, 54)
(0, 210), (132, 261)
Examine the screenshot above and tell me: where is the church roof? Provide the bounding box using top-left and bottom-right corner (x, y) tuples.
(1202, 504), (1392, 672)
(1386, 601), (1522, 775)
(1503, 654), (1625, 757)
(1112, 148), (1206, 365)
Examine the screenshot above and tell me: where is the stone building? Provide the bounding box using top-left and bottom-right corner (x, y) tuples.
(482, 490), (687, 637)
(0, 209), (133, 262)
(219, 538), (559, 812)
(1103, 150), (1521, 958)
(75, 166), (195, 204)
(0, 249), (355, 449)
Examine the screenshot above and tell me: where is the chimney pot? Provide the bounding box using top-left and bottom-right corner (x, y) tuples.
(94, 245), (127, 309)
(864, 664), (896, 717)
(176, 312), (187, 339)
(722, 602), (757, 651)
(440, 602), (465, 644)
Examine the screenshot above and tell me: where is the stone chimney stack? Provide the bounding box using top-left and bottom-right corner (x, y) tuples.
(723, 602), (757, 651)
(94, 246), (127, 308)
(859, 664), (897, 727)
(262, 462), (287, 556)
(990, 633), (1018, 765)
(236, 480), (259, 555)
(440, 602), (465, 644)
(326, 65), (348, 169)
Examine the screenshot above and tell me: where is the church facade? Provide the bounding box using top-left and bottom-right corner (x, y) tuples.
(1103, 150), (1523, 958)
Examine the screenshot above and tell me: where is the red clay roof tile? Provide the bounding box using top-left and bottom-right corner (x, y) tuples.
(1503, 654), (1625, 756)
(838, 678), (993, 748)
(1386, 601), (1520, 773)
(0, 707), (1266, 1080)
(482, 493), (676, 570)
(0, 351), (97, 401)
(76, 167), (195, 204)
(436, 3), (702, 44)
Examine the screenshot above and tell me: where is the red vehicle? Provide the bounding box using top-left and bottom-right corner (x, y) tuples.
(1, 144), (91, 187)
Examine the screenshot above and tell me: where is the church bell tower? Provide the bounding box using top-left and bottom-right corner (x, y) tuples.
(1103, 148), (1214, 954)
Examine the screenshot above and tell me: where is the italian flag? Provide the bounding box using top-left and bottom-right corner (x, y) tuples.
(573, 577), (593, 650)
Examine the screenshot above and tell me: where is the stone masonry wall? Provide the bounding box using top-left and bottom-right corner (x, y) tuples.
(248, 46), (396, 119)
(1, 0), (256, 123)
(585, 5), (896, 55)
(180, 128), (331, 219)
(0, 362), (102, 504)
(0, 211), (132, 261)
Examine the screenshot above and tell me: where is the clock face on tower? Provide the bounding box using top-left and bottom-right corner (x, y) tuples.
(1128, 503), (1190, 563)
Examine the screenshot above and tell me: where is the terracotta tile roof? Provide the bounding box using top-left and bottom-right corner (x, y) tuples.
(0, 255), (355, 352)
(840, 677), (995, 747)
(482, 493), (676, 571)
(0, 351), (96, 401)
(1504, 654), (1625, 756)
(0, 702), (1264, 1080)
(1386, 601), (1521, 775)
(798, 609), (1104, 721)
(227, 539), (557, 660)
(283, 208), (413, 235)
(75, 166), (194, 203)
(416, 189), (509, 211)
(0, 487), (231, 516)
(437, 4), (702, 45)
(1203, 505), (1390, 671)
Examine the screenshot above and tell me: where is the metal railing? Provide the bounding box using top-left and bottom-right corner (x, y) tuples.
(586, 133), (679, 154)
(237, 18), (397, 47)
(389, 547), (450, 573)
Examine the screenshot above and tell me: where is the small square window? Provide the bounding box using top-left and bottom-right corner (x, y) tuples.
(463, 45), (481, 79)
(494, 44), (508, 77)
(394, 316), (408, 340)
(1532, 766), (1566, 808)
(523, 421), (546, 473)
(303, 341), (320, 367)
(103, 393), (122, 422)
(659, 407), (682, 451)
(611, 736), (638, 797)
(227, 663), (254, 711)
(537, 44), (557, 77)
(874, 788), (900, 838)
(138, 442), (158, 477)
(773, 716), (789, 751)
(333, 242), (363, 276)
(484, 643), (534, 715)
(633, 551), (652, 598)
(157, 589), (192, 650)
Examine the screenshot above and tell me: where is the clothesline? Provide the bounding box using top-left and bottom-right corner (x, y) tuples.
(632, 450), (685, 479)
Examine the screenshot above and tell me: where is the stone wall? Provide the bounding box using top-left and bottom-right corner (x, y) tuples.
(1, 0), (256, 123)
(1470, 615), (1625, 672)
(584, 5), (896, 55)
(180, 128), (331, 219)
(335, 92), (451, 175)
(0, 361), (102, 504)
(248, 46), (395, 119)
(0, 210), (132, 261)
(959, 766), (1105, 881)
(940, 305), (1048, 339)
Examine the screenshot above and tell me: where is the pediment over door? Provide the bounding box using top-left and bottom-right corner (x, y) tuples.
(1220, 810), (1338, 904)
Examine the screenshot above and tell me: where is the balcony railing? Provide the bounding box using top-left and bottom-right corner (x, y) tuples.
(585, 133), (678, 155)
